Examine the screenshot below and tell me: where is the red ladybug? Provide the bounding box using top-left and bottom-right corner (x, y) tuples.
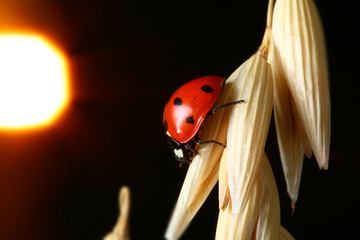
(163, 76), (244, 165)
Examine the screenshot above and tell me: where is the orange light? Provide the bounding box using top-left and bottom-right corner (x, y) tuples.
(0, 34), (70, 130)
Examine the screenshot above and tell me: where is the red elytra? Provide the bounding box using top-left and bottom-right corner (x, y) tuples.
(163, 76), (224, 144)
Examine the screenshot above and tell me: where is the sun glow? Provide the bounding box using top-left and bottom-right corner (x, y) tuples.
(0, 34), (69, 130)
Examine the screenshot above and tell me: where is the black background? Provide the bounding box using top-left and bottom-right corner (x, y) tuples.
(0, 0), (358, 239)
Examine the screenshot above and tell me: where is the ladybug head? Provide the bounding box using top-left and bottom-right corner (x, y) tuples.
(166, 135), (197, 165)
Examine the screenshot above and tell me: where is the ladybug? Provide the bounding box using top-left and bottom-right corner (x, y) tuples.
(163, 76), (244, 165)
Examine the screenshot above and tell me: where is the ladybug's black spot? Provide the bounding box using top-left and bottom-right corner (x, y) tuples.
(164, 120), (168, 132)
(186, 116), (195, 124)
(201, 85), (213, 94)
(174, 97), (182, 106)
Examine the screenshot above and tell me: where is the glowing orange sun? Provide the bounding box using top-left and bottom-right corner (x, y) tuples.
(0, 34), (69, 130)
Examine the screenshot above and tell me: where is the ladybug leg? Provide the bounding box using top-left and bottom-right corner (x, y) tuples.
(192, 149), (198, 157)
(196, 100), (245, 148)
(211, 99), (245, 115)
(184, 142), (198, 159)
(185, 143), (198, 156)
(179, 148), (197, 166)
(194, 138), (226, 148)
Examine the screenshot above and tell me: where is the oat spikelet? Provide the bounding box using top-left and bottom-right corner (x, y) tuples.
(215, 153), (281, 240)
(272, 0), (331, 170)
(271, 42), (305, 206)
(225, 49), (273, 215)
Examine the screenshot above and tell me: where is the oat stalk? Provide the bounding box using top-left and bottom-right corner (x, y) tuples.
(103, 186), (131, 240)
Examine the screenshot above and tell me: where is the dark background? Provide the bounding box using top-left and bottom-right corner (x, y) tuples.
(0, 0), (358, 239)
